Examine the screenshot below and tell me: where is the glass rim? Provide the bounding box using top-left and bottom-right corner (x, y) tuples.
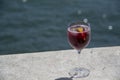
(67, 21), (91, 33)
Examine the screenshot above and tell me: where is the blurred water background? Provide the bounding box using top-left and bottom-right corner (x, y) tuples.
(0, 0), (120, 54)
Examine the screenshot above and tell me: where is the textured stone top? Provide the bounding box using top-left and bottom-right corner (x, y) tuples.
(0, 46), (120, 80)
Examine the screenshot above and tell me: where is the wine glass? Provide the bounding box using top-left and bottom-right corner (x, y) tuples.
(67, 21), (91, 78)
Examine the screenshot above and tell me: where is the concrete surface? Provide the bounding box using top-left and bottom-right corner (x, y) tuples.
(0, 46), (120, 80)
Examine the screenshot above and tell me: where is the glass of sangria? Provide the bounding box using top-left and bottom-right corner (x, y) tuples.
(67, 21), (91, 78)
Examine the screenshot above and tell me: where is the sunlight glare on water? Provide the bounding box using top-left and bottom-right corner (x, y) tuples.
(108, 25), (113, 30)
(77, 10), (82, 15)
(83, 18), (88, 23)
(22, 0), (27, 3)
(102, 14), (107, 19)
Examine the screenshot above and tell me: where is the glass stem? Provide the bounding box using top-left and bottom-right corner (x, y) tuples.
(77, 50), (81, 67)
(78, 50), (81, 54)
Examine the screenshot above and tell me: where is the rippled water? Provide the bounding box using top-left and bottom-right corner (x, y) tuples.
(0, 0), (120, 54)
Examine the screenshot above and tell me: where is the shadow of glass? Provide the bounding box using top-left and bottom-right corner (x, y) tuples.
(55, 77), (73, 80)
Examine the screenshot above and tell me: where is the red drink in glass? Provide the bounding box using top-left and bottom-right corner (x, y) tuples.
(67, 24), (90, 50)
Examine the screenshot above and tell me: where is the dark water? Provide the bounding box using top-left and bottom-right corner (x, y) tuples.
(0, 0), (120, 54)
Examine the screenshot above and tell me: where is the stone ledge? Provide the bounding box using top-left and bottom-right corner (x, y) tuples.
(0, 46), (120, 80)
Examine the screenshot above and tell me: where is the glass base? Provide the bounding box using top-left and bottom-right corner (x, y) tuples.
(68, 67), (90, 78)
